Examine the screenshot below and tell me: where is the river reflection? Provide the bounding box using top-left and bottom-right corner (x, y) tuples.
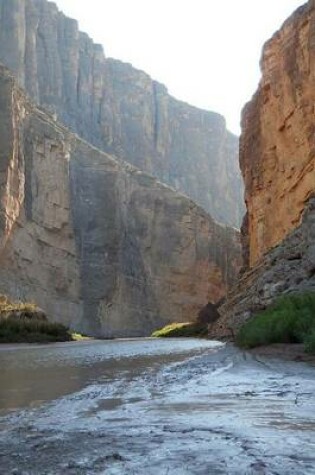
(0, 338), (221, 414)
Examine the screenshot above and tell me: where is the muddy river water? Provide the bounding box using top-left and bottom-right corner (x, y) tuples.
(0, 339), (315, 474)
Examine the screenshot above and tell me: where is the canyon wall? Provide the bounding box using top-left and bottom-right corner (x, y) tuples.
(0, 66), (241, 337)
(0, 0), (244, 227)
(241, 0), (315, 268)
(212, 0), (315, 337)
(212, 195), (315, 338)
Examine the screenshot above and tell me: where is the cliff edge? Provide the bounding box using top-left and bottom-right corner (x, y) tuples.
(0, 0), (244, 227)
(212, 0), (315, 338)
(241, 0), (315, 268)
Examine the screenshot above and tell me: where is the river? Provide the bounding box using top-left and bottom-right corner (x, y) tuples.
(0, 339), (315, 474)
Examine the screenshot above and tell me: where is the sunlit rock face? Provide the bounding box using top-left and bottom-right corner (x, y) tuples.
(0, 0), (244, 228)
(0, 66), (242, 337)
(211, 196), (315, 339)
(241, 0), (315, 268)
(211, 1), (315, 338)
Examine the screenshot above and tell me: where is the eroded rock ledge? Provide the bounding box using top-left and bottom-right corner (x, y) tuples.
(0, 65), (241, 338)
(212, 196), (315, 339)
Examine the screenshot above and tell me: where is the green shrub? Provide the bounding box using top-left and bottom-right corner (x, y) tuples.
(0, 295), (72, 343)
(0, 316), (72, 343)
(236, 292), (315, 353)
(152, 322), (208, 338)
(304, 328), (315, 354)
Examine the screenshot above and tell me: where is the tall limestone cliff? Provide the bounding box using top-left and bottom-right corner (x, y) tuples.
(241, 0), (315, 268)
(0, 0), (244, 227)
(212, 0), (315, 338)
(0, 66), (241, 337)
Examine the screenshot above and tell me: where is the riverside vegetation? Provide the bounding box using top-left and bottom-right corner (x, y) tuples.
(237, 293), (315, 354)
(152, 322), (208, 338)
(0, 296), (72, 343)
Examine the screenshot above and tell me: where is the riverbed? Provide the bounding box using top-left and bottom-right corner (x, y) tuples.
(0, 339), (315, 474)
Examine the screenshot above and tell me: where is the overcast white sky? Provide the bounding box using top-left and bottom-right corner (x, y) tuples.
(55, 0), (304, 134)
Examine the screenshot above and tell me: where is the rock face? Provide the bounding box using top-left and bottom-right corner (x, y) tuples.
(0, 66), (241, 337)
(0, 0), (244, 227)
(241, 0), (315, 268)
(212, 1), (315, 338)
(212, 195), (315, 338)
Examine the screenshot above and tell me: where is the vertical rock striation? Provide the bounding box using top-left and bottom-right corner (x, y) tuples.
(0, 66), (241, 337)
(241, 0), (315, 268)
(0, 0), (244, 227)
(212, 0), (315, 337)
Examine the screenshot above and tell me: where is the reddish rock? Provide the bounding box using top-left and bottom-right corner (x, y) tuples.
(212, 1), (315, 338)
(241, 0), (315, 268)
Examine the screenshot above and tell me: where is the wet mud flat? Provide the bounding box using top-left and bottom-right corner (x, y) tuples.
(0, 340), (315, 474)
(248, 343), (315, 365)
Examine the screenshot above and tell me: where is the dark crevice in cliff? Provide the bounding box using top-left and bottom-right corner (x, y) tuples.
(152, 81), (160, 150)
(24, 133), (34, 222)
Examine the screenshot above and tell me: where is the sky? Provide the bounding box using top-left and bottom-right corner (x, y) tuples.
(55, 0), (304, 135)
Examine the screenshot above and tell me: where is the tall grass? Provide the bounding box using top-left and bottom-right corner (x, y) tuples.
(0, 317), (72, 343)
(0, 295), (72, 343)
(236, 293), (315, 353)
